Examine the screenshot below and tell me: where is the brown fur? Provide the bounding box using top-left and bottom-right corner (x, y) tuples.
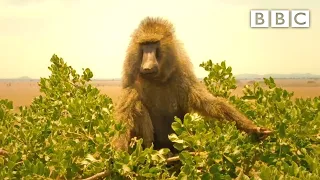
(112, 17), (272, 152)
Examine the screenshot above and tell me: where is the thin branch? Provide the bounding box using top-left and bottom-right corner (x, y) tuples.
(166, 155), (180, 163)
(82, 171), (110, 180)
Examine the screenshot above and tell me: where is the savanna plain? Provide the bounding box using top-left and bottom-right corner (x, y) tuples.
(1, 78), (319, 112)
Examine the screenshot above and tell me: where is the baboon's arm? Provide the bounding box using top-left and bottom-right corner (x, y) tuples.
(112, 88), (154, 151)
(188, 84), (272, 136)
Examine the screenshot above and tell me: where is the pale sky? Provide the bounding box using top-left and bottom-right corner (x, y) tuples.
(0, 0), (319, 79)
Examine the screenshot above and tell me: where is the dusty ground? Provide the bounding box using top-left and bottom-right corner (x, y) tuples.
(0, 79), (319, 112)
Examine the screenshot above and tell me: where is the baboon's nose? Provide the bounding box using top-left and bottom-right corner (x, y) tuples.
(140, 65), (158, 74)
(141, 57), (158, 74)
(141, 51), (159, 74)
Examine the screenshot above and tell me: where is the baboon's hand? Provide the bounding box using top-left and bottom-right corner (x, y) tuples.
(0, 148), (9, 156)
(252, 127), (273, 140)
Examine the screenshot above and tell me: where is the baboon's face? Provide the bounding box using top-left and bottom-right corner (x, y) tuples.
(139, 42), (161, 78)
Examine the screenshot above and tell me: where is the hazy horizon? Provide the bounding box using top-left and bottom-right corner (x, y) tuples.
(1, 0), (319, 79)
(2, 72), (320, 80)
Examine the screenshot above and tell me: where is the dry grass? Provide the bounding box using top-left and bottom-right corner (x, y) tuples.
(0, 79), (319, 112)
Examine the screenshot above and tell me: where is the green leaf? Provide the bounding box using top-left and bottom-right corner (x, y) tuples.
(0, 108), (4, 120)
(122, 164), (131, 173)
(279, 122), (286, 138)
(241, 96), (256, 100)
(172, 121), (184, 135)
(201, 173), (211, 180)
(223, 154), (233, 164)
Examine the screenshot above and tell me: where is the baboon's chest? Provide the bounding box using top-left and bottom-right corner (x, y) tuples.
(140, 85), (184, 152)
(141, 85), (181, 115)
(138, 82), (185, 152)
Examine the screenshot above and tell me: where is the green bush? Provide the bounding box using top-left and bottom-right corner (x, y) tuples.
(0, 55), (319, 179)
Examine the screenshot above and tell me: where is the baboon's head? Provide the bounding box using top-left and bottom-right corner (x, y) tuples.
(139, 41), (160, 75)
(131, 17), (179, 82)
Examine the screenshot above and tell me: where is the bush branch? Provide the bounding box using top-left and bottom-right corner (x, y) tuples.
(82, 171), (110, 180)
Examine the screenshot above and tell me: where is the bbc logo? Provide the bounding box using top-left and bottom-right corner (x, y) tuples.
(250, 10), (310, 28)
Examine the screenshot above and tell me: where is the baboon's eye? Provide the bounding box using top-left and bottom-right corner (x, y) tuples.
(156, 48), (161, 59)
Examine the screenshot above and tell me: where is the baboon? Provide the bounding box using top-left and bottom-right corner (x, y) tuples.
(112, 17), (272, 152)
